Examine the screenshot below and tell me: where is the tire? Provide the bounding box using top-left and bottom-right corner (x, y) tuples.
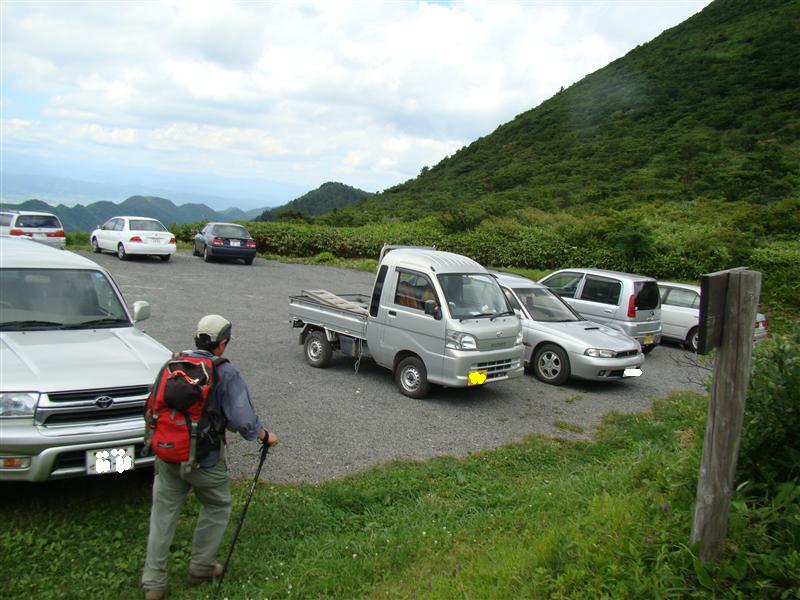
(91, 237), (101, 253)
(304, 330), (332, 368)
(395, 356), (430, 398)
(117, 244), (128, 261)
(244, 257), (254, 265)
(203, 246), (212, 263)
(642, 344), (657, 354)
(160, 254), (171, 262)
(192, 242), (200, 257)
(533, 344), (570, 385)
(686, 327), (699, 353)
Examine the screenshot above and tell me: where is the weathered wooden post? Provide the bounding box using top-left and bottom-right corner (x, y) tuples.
(690, 267), (762, 563)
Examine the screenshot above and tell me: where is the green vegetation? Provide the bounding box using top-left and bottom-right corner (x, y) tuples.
(256, 182), (371, 222)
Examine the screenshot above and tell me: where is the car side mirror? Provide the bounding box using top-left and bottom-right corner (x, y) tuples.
(424, 299), (441, 320)
(513, 308), (523, 318)
(132, 300), (150, 323)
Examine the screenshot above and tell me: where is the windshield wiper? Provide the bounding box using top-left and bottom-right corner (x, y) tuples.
(460, 312), (496, 322)
(492, 310), (514, 320)
(65, 318), (130, 329)
(0, 320), (66, 330)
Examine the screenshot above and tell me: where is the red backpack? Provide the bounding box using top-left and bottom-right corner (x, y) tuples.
(144, 353), (229, 469)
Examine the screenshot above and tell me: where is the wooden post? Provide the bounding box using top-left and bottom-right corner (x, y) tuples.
(690, 269), (761, 562)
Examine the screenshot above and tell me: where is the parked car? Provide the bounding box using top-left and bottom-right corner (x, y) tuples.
(492, 272), (643, 385)
(539, 268), (662, 353)
(90, 216), (176, 261)
(0, 210), (66, 249)
(193, 222), (257, 265)
(0, 236), (171, 481)
(658, 281), (768, 352)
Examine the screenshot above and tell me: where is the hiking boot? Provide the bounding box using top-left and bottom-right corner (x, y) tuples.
(187, 563), (223, 585)
(144, 589), (166, 600)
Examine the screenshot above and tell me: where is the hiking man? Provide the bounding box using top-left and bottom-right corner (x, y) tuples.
(141, 314), (278, 600)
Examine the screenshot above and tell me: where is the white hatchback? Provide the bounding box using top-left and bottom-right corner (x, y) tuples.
(90, 216), (176, 261)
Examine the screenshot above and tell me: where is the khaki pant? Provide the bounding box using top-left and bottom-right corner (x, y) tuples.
(141, 453), (231, 591)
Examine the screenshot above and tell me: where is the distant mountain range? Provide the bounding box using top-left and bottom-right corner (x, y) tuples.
(255, 182), (371, 221)
(0, 196), (262, 232)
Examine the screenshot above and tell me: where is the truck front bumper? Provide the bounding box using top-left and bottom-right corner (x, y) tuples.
(434, 344), (525, 388)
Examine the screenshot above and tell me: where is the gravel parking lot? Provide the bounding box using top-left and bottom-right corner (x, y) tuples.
(85, 249), (708, 484)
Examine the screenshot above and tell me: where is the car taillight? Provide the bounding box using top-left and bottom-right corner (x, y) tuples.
(212, 237), (224, 246)
(168, 237), (176, 244)
(46, 230), (66, 238)
(9, 229), (32, 237)
(627, 294), (636, 318)
(245, 240), (256, 248)
(129, 236), (143, 243)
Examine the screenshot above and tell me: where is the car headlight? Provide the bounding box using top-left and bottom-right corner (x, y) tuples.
(446, 331), (478, 351)
(0, 392), (39, 418)
(515, 331), (523, 345)
(584, 348), (617, 358)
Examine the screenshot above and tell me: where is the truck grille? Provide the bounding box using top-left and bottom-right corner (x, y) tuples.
(48, 386), (150, 402)
(37, 386), (151, 427)
(475, 358), (514, 380)
(45, 406), (144, 425)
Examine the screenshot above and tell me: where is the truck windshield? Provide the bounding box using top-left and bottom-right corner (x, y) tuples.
(437, 273), (510, 320)
(0, 269), (129, 330)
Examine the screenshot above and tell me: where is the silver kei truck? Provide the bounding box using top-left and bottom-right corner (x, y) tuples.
(288, 246), (525, 398)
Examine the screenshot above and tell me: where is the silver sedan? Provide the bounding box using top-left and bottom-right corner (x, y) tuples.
(493, 272), (644, 385)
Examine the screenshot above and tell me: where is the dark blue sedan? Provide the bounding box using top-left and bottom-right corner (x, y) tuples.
(193, 222), (258, 265)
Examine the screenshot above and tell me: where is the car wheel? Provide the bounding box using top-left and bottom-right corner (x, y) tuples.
(642, 344), (657, 354)
(91, 237), (101, 253)
(160, 254), (171, 262)
(395, 356), (430, 398)
(686, 327), (699, 353)
(192, 242), (200, 257)
(203, 246), (212, 263)
(533, 344), (570, 385)
(304, 330), (332, 368)
(117, 244), (128, 261)
(244, 257), (254, 265)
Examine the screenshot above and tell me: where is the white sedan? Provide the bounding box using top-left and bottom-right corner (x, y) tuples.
(90, 216), (176, 262)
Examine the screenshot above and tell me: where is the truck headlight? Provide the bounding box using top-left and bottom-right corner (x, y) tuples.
(515, 331), (523, 345)
(0, 392), (39, 418)
(446, 331), (478, 351)
(584, 348), (617, 358)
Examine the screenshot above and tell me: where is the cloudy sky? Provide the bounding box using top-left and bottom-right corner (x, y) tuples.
(1, 1), (711, 209)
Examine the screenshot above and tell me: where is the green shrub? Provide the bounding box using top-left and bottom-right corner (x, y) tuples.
(66, 231), (89, 248)
(311, 251), (336, 264)
(738, 323), (800, 486)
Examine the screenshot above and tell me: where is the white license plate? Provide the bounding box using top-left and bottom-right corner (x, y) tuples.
(643, 334), (654, 345)
(86, 446), (135, 475)
(34, 233), (46, 238)
(148, 237), (162, 244)
(230, 240), (240, 247)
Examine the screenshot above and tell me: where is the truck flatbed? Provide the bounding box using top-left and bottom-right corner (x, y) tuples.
(288, 290), (370, 339)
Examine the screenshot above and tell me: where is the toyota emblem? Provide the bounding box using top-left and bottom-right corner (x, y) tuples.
(496, 331), (503, 338)
(95, 396), (114, 409)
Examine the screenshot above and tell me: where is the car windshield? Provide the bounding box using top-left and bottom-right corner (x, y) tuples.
(16, 215), (61, 228)
(437, 273), (511, 319)
(0, 269), (129, 330)
(513, 287), (582, 322)
(130, 219), (167, 232)
(212, 225), (249, 238)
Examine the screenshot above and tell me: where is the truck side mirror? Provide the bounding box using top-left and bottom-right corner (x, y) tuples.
(424, 299), (441, 320)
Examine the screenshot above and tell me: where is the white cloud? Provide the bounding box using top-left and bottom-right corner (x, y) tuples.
(1, 0), (711, 194)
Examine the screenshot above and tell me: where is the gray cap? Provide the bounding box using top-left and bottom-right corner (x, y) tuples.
(195, 314), (232, 343)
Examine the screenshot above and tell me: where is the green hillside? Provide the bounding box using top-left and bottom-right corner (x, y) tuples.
(256, 181), (371, 221)
(337, 0), (799, 221)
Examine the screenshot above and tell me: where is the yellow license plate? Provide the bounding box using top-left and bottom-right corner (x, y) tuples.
(468, 370), (488, 386)
(643, 335), (654, 345)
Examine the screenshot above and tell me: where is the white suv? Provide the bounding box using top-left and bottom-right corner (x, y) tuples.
(0, 210), (66, 249)
(0, 236), (171, 481)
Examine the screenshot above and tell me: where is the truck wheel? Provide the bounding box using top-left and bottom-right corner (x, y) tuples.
(395, 356), (430, 398)
(304, 330), (332, 368)
(533, 344), (570, 385)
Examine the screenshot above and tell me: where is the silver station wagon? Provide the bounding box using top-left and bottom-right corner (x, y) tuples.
(493, 272), (643, 385)
(0, 237), (171, 481)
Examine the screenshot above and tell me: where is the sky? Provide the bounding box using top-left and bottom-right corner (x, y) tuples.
(0, 0), (712, 209)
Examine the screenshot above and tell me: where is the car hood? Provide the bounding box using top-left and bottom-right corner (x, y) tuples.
(0, 328), (171, 393)
(530, 320), (640, 352)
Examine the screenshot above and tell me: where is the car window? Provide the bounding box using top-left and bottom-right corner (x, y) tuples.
(541, 272), (583, 298)
(0, 268), (129, 330)
(129, 219), (167, 232)
(663, 287), (699, 309)
(212, 225), (249, 238)
(634, 281), (661, 310)
(501, 287), (523, 312)
(513, 287), (581, 322)
(394, 270), (436, 311)
(0, 213), (12, 227)
(580, 276), (621, 305)
(113, 219), (125, 231)
(15, 214), (62, 228)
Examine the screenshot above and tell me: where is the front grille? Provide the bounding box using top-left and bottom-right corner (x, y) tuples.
(45, 406), (144, 425)
(615, 350), (640, 358)
(48, 386), (150, 403)
(476, 358), (514, 380)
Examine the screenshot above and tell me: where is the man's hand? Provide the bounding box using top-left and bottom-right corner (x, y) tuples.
(258, 428), (279, 447)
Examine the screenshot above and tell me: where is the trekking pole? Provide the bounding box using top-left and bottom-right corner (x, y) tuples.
(213, 441), (269, 600)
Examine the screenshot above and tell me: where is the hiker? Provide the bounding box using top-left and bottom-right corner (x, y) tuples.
(141, 314), (279, 600)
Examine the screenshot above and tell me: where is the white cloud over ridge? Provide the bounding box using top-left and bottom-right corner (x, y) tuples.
(1, 1), (710, 195)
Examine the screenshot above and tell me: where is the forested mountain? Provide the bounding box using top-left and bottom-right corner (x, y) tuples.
(255, 182), (371, 221)
(336, 0), (799, 222)
(0, 196), (253, 231)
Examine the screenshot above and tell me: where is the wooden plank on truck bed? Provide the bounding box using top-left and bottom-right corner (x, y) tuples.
(302, 289), (369, 314)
